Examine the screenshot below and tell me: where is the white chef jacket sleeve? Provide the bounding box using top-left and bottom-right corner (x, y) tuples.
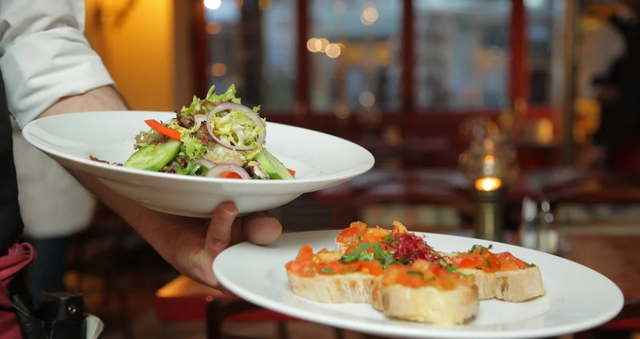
(0, 0), (115, 128)
(576, 21), (625, 99)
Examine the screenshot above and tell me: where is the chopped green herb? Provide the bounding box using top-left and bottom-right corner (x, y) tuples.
(426, 276), (437, 281)
(485, 259), (491, 267)
(383, 256), (397, 269)
(359, 252), (374, 261)
(340, 243), (378, 263)
(320, 268), (333, 274)
(373, 243), (387, 261)
(407, 270), (424, 278)
(446, 264), (458, 273)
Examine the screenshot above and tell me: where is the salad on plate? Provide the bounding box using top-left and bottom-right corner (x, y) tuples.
(119, 85), (294, 180)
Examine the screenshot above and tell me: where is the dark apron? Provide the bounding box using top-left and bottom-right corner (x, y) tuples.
(0, 67), (88, 339)
(0, 67), (34, 338)
(0, 65), (23, 254)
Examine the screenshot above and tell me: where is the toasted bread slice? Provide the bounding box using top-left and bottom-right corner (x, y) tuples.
(380, 284), (479, 325)
(457, 266), (545, 302)
(286, 272), (378, 303)
(285, 244), (385, 304)
(441, 246), (546, 302)
(377, 260), (479, 325)
(371, 276), (384, 311)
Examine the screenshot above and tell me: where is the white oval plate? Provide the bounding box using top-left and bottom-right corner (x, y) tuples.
(22, 111), (375, 217)
(213, 230), (624, 339)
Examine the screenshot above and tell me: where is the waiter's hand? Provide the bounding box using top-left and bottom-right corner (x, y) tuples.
(168, 202), (282, 287)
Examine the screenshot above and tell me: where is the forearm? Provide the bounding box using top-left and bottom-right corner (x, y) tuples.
(70, 169), (196, 265)
(40, 86), (192, 265)
(39, 85), (131, 116)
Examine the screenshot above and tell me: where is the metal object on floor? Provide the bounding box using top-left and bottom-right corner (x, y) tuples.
(472, 187), (507, 241)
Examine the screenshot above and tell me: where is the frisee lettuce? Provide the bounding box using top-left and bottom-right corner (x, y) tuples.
(208, 110), (265, 148)
(175, 162), (207, 176)
(181, 85), (241, 115)
(179, 135), (208, 160)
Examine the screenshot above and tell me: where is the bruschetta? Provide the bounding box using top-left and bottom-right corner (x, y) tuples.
(335, 220), (450, 268)
(285, 220), (545, 325)
(377, 260), (479, 325)
(284, 244), (384, 303)
(443, 245), (546, 302)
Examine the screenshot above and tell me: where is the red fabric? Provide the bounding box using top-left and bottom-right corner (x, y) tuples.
(0, 243), (36, 339)
(509, 0), (529, 104)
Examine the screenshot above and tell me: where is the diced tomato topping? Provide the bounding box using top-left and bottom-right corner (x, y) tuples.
(336, 222), (367, 249)
(358, 260), (384, 276)
(362, 227), (391, 244)
(295, 245), (314, 262)
(451, 255), (479, 269)
(450, 246), (531, 273)
(494, 252), (529, 271)
(285, 244), (386, 278)
(382, 260), (473, 291)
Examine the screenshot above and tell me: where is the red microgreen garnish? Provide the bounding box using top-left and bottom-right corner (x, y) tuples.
(384, 233), (445, 265)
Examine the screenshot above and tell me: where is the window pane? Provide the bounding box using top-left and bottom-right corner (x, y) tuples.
(413, 0), (510, 110)
(413, 0), (560, 111)
(204, 0), (296, 112)
(528, 0), (559, 106)
(309, 0), (403, 114)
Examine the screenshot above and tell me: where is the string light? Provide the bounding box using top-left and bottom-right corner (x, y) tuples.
(204, 0), (222, 10)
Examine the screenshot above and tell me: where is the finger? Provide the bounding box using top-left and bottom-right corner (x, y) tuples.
(205, 201), (239, 259)
(230, 216), (245, 245)
(218, 284), (238, 298)
(243, 212), (283, 245)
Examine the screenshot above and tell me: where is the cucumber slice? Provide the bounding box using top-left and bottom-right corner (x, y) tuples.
(254, 148), (294, 180)
(123, 139), (182, 171)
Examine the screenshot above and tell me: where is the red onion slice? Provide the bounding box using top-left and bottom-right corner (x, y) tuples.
(197, 159), (215, 169)
(205, 164), (251, 179)
(206, 102), (266, 151)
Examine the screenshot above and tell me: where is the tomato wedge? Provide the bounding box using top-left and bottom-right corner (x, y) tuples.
(145, 119), (181, 141)
(220, 171), (243, 179)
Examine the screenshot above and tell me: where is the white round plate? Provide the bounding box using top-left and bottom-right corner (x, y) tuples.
(213, 230), (624, 339)
(21, 111), (374, 217)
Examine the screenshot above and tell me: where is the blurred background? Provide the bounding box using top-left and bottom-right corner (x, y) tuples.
(20, 0), (640, 338)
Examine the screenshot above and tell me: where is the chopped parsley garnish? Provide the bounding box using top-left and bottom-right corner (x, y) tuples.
(359, 252), (374, 261)
(407, 270), (424, 278)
